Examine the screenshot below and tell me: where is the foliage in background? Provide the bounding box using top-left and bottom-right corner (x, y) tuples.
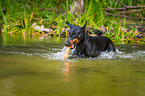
(0, 0), (145, 44)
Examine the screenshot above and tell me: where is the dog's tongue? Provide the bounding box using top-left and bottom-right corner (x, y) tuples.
(71, 44), (75, 48)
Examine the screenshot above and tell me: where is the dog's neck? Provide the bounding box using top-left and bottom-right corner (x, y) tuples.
(80, 30), (89, 43)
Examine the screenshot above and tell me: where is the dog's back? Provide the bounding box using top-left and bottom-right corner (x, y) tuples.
(91, 36), (116, 52)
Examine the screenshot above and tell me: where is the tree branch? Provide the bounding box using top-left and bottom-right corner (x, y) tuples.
(39, 8), (64, 12)
(106, 12), (145, 20)
(116, 0), (127, 8)
(104, 5), (145, 11)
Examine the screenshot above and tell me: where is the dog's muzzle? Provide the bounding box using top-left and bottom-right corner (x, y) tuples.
(65, 38), (79, 48)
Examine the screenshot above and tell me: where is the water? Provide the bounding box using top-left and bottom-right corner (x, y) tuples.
(0, 36), (145, 96)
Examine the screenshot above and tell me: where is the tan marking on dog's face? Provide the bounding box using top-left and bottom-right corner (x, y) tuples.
(72, 38), (79, 45)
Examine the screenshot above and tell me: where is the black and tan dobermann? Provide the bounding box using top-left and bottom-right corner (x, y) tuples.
(65, 21), (116, 58)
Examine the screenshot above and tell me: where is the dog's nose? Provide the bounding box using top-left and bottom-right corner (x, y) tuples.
(65, 41), (70, 46)
(65, 40), (73, 46)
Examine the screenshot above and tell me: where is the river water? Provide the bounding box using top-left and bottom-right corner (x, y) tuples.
(0, 36), (145, 96)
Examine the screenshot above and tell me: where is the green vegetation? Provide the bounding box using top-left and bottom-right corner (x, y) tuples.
(0, 0), (145, 44)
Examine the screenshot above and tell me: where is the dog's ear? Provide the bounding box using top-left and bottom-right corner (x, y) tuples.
(81, 21), (87, 31)
(66, 21), (75, 28)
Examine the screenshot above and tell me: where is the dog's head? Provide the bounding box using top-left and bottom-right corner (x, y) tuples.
(65, 21), (87, 48)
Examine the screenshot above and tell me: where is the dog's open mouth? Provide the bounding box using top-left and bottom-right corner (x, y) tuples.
(70, 44), (75, 49)
(69, 38), (79, 49)
(65, 44), (75, 49)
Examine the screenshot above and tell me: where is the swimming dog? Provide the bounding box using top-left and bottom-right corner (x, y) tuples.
(65, 21), (116, 58)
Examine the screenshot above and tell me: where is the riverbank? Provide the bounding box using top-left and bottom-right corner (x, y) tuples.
(0, 0), (145, 44)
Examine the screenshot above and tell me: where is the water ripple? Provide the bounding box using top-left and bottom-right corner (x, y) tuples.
(0, 46), (145, 61)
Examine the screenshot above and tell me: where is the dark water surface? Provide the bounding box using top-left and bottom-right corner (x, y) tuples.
(0, 36), (145, 96)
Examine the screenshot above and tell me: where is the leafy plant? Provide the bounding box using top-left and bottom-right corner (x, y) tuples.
(0, 0), (144, 44)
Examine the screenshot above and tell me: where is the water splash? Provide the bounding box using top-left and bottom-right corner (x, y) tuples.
(97, 49), (145, 61)
(48, 47), (145, 61)
(0, 46), (145, 61)
(45, 46), (76, 62)
(48, 46), (67, 60)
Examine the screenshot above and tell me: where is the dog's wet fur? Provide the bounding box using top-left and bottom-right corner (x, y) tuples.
(65, 21), (116, 58)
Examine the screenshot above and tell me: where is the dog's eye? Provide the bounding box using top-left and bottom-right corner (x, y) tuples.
(72, 32), (75, 35)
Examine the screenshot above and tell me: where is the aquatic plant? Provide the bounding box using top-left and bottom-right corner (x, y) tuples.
(0, 0), (145, 44)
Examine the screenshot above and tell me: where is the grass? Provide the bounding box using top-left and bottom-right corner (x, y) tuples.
(0, 0), (145, 44)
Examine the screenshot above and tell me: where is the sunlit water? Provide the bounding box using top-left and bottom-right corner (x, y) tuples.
(0, 36), (145, 96)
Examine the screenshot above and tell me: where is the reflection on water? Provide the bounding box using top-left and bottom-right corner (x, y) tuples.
(0, 36), (145, 96)
(63, 62), (70, 82)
